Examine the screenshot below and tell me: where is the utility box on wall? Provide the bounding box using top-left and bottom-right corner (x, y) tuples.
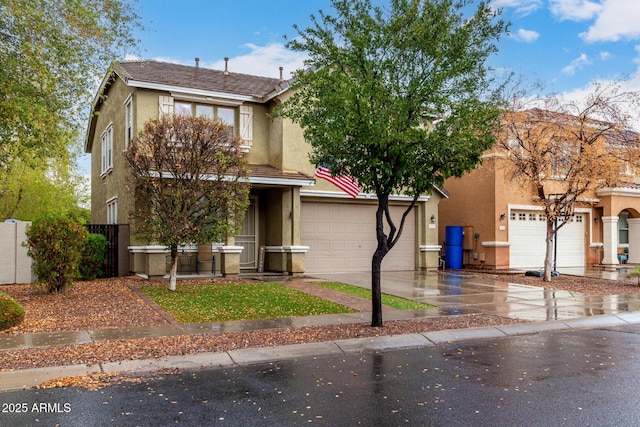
(0, 220), (35, 284)
(463, 226), (474, 250)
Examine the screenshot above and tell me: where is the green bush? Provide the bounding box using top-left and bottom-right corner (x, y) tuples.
(26, 216), (88, 293)
(79, 233), (107, 280)
(0, 291), (25, 330)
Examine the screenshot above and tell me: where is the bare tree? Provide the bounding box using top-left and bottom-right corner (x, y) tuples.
(125, 115), (250, 290)
(497, 82), (640, 281)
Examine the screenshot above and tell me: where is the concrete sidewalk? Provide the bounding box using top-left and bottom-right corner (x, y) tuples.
(3, 311), (640, 392)
(2, 270), (640, 391)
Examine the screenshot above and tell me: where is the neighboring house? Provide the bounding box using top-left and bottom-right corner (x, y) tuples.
(85, 60), (444, 277)
(438, 109), (640, 271)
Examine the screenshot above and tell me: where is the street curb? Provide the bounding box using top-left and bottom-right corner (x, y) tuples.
(2, 313), (640, 392)
(0, 364), (102, 392)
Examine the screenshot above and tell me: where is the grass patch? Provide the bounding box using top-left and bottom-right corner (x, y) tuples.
(139, 282), (357, 323)
(313, 282), (436, 310)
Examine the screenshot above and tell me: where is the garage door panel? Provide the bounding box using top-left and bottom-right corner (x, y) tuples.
(302, 201), (415, 273)
(509, 210), (585, 269)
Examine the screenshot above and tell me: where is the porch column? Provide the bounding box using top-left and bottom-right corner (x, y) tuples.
(601, 216), (619, 265)
(627, 218), (640, 264)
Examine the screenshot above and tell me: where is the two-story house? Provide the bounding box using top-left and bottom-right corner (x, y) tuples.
(438, 108), (640, 271)
(85, 60), (445, 278)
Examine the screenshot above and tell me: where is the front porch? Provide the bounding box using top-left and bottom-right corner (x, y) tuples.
(595, 187), (640, 267)
(128, 185), (311, 279)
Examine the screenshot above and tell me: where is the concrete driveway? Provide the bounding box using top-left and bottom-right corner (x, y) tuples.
(308, 270), (640, 321)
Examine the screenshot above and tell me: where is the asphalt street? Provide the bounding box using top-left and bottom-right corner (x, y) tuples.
(2, 323), (640, 426)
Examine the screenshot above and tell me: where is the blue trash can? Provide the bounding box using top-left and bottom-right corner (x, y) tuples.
(445, 226), (463, 269)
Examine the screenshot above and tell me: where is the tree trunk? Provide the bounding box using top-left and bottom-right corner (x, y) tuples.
(371, 248), (384, 327)
(168, 245), (178, 291)
(371, 195), (390, 327)
(543, 219), (555, 282)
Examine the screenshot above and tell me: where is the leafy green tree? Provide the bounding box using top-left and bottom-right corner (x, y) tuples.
(0, 0), (140, 216)
(125, 115), (250, 291)
(276, 0), (507, 326)
(0, 158), (89, 222)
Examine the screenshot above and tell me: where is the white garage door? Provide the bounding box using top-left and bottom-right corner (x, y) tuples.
(509, 210), (585, 269)
(302, 201), (415, 273)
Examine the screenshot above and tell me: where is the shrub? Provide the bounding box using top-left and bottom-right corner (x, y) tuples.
(26, 216), (88, 293)
(79, 233), (107, 280)
(0, 291), (25, 330)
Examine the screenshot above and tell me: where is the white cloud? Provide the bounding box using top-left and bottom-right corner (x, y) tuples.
(511, 28), (540, 43)
(549, 0), (602, 21)
(558, 76), (640, 129)
(492, 0), (543, 16)
(600, 51), (612, 61)
(562, 53), (590, 75)
(204, 43), (307, 80)
(580, 0), (640, 42)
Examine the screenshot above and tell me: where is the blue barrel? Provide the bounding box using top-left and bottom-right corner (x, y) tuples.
(445, 226), (464, 247)
(445, 226), (464, 269)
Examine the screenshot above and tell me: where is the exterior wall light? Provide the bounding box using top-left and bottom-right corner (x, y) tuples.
(431, 214), (436, 223)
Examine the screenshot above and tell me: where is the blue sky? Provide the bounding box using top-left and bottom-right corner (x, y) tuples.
(128, 0), (640, 97)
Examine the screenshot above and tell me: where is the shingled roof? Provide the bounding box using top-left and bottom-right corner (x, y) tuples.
(117, 60), (290, 100)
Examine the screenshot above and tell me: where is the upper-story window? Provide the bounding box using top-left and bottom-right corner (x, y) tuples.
(101, 124), (113, 176)
(159, 96), (253, 150)
(124, 96), (133, 148)
(174, 102), (236, 134)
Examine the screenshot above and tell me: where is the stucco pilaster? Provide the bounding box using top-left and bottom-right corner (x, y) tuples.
(216, 246), (243, 276)
(601, 216), (619, 265)
(627, 218), (640, 264)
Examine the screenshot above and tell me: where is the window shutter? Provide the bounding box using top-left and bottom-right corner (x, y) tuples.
(239, 105), (253, 146)
(159, 96), (174, 117)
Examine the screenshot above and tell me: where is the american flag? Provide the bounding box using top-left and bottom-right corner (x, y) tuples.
(315, 166), (360, 198)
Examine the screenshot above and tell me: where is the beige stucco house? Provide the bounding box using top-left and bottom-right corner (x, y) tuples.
(85, 60), (444, 277)
(438, 110), (640, 271)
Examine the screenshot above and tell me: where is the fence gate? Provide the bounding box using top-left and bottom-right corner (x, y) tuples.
(86, 224), (119, 278)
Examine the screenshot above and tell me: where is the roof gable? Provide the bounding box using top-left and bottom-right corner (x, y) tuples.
(85, 60), (292, 153)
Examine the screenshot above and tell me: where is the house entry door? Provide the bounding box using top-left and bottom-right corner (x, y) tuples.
(237, 199), (257, 270)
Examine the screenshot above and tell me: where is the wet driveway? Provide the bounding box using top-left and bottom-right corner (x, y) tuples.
(308, 270), (640, 321)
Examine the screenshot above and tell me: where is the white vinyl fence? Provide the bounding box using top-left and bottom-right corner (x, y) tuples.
(0, 220), (35, 284)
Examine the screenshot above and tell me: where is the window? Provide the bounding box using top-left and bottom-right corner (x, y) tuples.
(195, 104), (214, 119)
(518, 213), (526, 221)
(551, 141), (578, 178)
(619, 211), (629, 244)
(124, 97), (133, 148)
(529, 213), (536, 221)
(101, 124), (113, 175)
(510, 212), (516, 221)
(107, 197), (118, 224)
(174, 101), (192, 117)
(173, 101), (236, 130)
